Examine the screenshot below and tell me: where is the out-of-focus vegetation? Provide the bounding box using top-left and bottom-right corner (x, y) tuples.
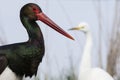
(107, 1), (120, 80)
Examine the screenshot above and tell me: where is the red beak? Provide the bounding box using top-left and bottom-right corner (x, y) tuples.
(36, 12), (74, 40)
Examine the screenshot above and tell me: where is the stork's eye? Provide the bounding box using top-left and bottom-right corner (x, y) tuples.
(33, 8), (37, 11)
(32, 7), (39, 14)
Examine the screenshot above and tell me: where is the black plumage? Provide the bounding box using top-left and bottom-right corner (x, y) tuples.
(0, 3), (74, 79)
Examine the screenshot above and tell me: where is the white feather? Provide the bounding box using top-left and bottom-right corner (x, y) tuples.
(70, 22), (114, 80)
(0, 67), (22, 80)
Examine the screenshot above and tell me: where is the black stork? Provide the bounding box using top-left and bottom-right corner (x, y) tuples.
(0, 3), (74, 80)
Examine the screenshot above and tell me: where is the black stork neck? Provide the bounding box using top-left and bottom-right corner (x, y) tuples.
(20, 15), (44, 44)
(19, 3), (74, 42)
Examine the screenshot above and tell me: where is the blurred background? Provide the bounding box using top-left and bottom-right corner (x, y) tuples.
(0, 0), (120, 80)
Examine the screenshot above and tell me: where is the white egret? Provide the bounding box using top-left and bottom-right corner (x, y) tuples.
(69, 22), (114, 80)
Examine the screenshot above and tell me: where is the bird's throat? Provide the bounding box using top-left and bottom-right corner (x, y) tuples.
(20, 16), (44, 44)
(80, 32), (92, 74)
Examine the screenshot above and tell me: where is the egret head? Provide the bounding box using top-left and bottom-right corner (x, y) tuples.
(69, 22), (89, 33)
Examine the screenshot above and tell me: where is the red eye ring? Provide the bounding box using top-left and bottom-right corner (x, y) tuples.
(32, 7), (39, 14)
(33, 8), (36, 11)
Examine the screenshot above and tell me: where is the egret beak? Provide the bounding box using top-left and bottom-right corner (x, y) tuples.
(36, 12), (74, 40)
(69, 27), (80, 31)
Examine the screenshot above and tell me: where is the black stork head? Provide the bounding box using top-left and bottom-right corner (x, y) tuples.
(20, 3), (74, 40)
